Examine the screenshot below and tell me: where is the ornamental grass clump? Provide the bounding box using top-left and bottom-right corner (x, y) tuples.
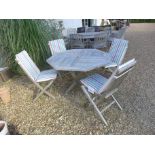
(0, 19), (62, 73)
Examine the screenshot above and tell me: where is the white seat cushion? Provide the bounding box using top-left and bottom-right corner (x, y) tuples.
(36, 69), (57, 82)
(80, 74), (108, 94)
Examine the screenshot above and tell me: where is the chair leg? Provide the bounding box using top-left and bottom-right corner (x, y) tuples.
(33, 80), (55, 102)
(81, 85), (108, 126)
(58, 72), (62, 79)
(111, 94), (123, 110)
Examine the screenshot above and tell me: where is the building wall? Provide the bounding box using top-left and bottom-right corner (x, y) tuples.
(60, 19), (82, 29)
(96, 19), (102, 26)
(57, 19), (104, 29)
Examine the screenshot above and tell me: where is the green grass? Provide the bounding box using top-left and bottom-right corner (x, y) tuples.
(130, 19), (155, 23)
(0, 19), (62, 73)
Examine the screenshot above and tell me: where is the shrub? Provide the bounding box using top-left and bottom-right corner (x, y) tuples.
(130, 19), (155, 23)
(0, 19), (62, 73)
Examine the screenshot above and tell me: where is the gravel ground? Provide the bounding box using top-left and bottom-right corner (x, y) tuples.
(0, 23), (155, 135)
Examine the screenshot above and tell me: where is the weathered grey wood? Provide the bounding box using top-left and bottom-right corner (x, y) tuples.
(62, 28), (77, 37)
(15, 50), (57, 101)
(111, 26), (127, 39)
(69, 34), (85, 49)
(73, 32), (109, 48)
(0, 67), (13, 82)
(92, 33), (108, 49)
(46, 49), (117, 72)
(80, 59), (137, 125)
(106, 38), (128, 65)
(77, 32), (107, 39)
(85, 27), (95, 32)
(48, 39), (66, 55)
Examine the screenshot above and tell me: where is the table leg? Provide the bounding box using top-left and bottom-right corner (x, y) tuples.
(65, 81), (77, 94)
(65, 72), (80, 94)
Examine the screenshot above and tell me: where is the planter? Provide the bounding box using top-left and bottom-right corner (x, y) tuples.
(0, 67), (13, 82)
(0, 121), (9, 135)
(0, 87), (11, 103)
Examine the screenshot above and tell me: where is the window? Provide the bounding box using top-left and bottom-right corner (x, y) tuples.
(82, 19), (92, 27)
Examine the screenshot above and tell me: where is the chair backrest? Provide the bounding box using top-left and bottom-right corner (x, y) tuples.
(108, 38), (128, 65)
(48, 39), (66, 55)
(15, 50), (40, 81)
(85, 27), (95, 32)
(93, 26), (100, 32)
(118, 26), (127, 39)
(67, 28), (77, 36)
(70, 34), (84, 42)
(104, 27), (112, 33)
(104, 27), (112, 39)
(70, 34), (85, 48)
(93, 32), (108, 48)
(77, 27), (85, 33)
(99, 58), (136, 94)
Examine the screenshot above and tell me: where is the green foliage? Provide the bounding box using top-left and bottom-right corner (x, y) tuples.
(0, 49), (9, 67)
(130, 19), (155, 23)
(0, 19), (62, 73)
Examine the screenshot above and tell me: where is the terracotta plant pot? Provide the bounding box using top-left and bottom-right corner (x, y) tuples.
(0, 67), (13, 82)
(0, 121), (9, 135)
(0, 87), (11, 103)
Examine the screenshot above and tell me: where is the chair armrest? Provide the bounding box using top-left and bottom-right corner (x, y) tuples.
(105, 62), (117, 69)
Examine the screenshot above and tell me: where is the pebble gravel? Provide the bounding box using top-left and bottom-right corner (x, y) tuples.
(0, 23), (155, 134)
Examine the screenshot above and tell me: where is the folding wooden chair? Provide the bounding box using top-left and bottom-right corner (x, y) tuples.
(85, 27), (95, 32)
(92, 32), (108, 49)
(118, 26), (127, 39)
(48, 39), (71, 77)
(48, 39), (66, 55)
(70, 34), (85, 49)
(104, 27), (112, 47)
(110, 26), (127, 39)
(15, 50), (57, 102)
(108, 38), (128, 65)
(104, 27), (112, 36)
(80, 59), (136, 126)
(104, 38), (128, 73)
(62, 28), (77, 48)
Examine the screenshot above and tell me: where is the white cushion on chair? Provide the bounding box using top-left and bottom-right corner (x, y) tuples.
(36, 69), (57, 82)
(80, 74), (108, 94)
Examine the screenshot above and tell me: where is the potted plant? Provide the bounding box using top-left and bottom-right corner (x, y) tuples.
(0, 121), (9, 135)
(0, 87), (11, 103)
(0, 49), (13, 82)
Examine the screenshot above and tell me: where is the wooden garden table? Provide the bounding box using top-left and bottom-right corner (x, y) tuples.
(76, 32), (107, 39)
(46, 49), (117, 93)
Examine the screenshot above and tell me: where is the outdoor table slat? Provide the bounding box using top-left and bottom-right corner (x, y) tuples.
(46, 49), (117, 72)
(78, 32), (107, 39)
